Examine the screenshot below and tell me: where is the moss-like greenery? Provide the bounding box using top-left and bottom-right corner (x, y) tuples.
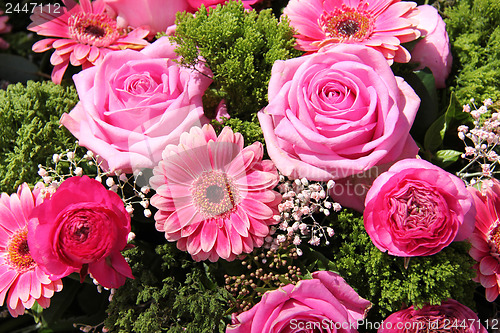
(322, 210), (476, 327)
(105, 243), (231, 333)
(0, 80), (79, 193)
(443, 0), (500, 103)
(171, 1), (303, 120)
(211, 113), (265, 146)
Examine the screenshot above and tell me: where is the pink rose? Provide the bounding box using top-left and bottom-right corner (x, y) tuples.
(60, 37), (211, 173)
(104, 0), (189, 36)
(379, 299), (487, 333)
(258, 44), (419, 192)
(28, 176), (133, 289)
(410, 5), (452, 89)
(364, 158), (475, 257)
(227, 271), (371, 332)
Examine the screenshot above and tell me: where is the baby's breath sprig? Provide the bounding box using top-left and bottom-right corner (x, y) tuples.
(457, 98), (500, 185)
(37, 142), (152, 218)
(267, 175), (341, 254)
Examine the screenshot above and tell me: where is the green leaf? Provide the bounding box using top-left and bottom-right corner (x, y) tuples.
(404, 68), (438, 145)
(435, 149), (463, 167)
(424, 113), (446, 152)
(0, 54), (39, 83)
(423, 93), (470, 152)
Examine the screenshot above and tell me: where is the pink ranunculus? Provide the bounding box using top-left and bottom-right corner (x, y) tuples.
(364, 158), (476, 257)
(27, 176), (133, 289)
(227, 270), (371, 332)
(60, 37), (212, 173)
(467, 179), (500, 302)
(379, 299), (487, 333)
(410, 5), (452, 89)
(104, 0), (189, 37)
(258, 44), (419, 202)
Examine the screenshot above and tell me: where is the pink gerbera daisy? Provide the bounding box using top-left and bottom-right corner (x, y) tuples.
(149, 125), (281, 262)
(28, 0), (149, 84)
(468, 179), (500, 302)
(283, 0), (421, 63)
(0, 183), (63, 317)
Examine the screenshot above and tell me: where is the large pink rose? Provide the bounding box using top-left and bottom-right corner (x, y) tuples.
(104, 0), (189, 36)
(227, 271), (371, 333)
(379, 299), (487, 333)
(60, 37), (211, 173)
(410, 5), (452, 89)
(28, 176), (133, 289)
(258, 44), (419, 184)
(364, 158), (475, 257)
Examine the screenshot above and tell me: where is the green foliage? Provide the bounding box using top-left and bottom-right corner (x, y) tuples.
(324, 210), (476, 326)
(444, 0), (500, 103)
(0, 80), (79, 193)
(171, 1), (303, 120)
(105, 243), (231, 333)
(211, 114), (265, 146)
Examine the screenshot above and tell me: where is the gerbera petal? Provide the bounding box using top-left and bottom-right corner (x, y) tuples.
(479, 273), (498, 289)
(226, 223), (243, 255)
(73, 43), (91, 60)
(162, 205), (200, 234)
(32, 38), (57, 52)
(215, 227), (231, 259)
(485, 285), (500, 302)
(200, 220), (218, 253)
(240, 198), (274, 220)
(480, 256), (500, 276)
(0, 270), (18, 304)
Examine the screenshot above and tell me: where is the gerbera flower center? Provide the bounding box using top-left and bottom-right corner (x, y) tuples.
(192, 171), (240, 218)
(320, 5), (374, 42)
(487, 221), (500, 255)
(6, 228), (36, 273)
(68, 12), (120, 47)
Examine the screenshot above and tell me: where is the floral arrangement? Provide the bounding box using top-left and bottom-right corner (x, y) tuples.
(0, 0), (500, 332)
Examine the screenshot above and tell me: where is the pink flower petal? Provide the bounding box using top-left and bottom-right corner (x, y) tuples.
(480, 256), (500, 276)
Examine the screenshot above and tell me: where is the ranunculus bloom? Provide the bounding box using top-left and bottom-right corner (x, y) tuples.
(28, 0), (149, 84)
(0, 10), (11, 49)
(468, 179), (500, 302)
(28, 176), (133, 289)
(104, 0), (189, 37)
(60, 37), (211, 173)
(410, 5), (452, 89)
(258, 44), (419, 186)
(283, 0), (421, 64)
(379, 299), (487, 333)
(0, 183), (62, 317)
(364, 158), (475, 257)
(227, 270), (371, 332)
(149, 124), (281, 262)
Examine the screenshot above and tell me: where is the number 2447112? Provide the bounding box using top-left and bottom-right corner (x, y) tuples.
(5, 3), (61, 14)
